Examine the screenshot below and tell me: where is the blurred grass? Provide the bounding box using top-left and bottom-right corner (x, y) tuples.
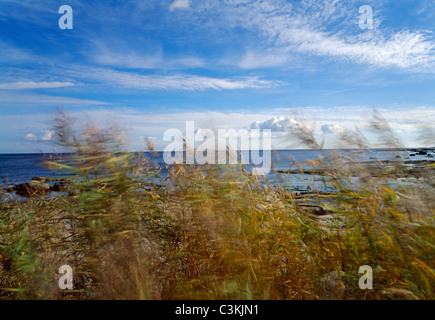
(0, 110), (434, 300)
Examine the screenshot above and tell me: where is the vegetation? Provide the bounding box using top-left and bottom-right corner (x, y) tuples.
(0, 110), (434, 300)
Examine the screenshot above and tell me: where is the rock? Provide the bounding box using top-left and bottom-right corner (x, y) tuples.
(380, 287), (419, 300)
(52, 183), (62, 192)
(13, 180), (51, 197)
(28, 180), (50, 191)
(51, 179), (73, 192)
(410, 154), (416, 157)
(298, 203), (331, 215)
(31, 176), (46, 182)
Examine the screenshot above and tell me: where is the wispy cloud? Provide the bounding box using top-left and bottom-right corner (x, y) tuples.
(91, 44), (163, 69)
(238, 49), (293, 69)
(0, 41), (37, 64)
(0, 92), (108, 107)
(215, 0), (435, 71)
(0, 81), (75, 90)
(74, 68), (283, 90)
(170, 0), (191, 11)
(88, 41), (204, 70)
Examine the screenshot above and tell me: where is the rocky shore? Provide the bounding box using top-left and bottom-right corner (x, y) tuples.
(4, 177), (73, 197)
(274, 159), (435, 179)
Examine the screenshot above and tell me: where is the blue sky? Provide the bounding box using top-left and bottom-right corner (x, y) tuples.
(0, 0), (434, 153)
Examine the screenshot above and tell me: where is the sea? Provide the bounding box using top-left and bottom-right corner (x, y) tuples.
(0, 149), (433, 192)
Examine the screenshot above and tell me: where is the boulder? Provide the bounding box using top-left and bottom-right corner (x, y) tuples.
(13, 180), (51, 196)
(380, 287), (419, 300)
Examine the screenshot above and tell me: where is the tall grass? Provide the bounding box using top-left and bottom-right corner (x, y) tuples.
(0, 110), (434, 300)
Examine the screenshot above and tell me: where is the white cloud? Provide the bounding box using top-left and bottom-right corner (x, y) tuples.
(321, 123), (346, 135)
(170, 0), (190, 11)
(41, 129), (55, 141)
(25, 133), (37, 141)
(24, 130), (55, 142)
(0, 81), (75, 90)
(250, 116), (305, 132)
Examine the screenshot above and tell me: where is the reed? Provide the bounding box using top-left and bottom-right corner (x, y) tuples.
(0, 110), (433, 300)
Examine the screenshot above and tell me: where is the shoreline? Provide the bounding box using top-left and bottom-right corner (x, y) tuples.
(2, 157), (434, 198)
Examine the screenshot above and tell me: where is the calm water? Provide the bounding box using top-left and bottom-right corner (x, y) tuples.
(0, 153), (75, 185)
(0, 149), (432, 189)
